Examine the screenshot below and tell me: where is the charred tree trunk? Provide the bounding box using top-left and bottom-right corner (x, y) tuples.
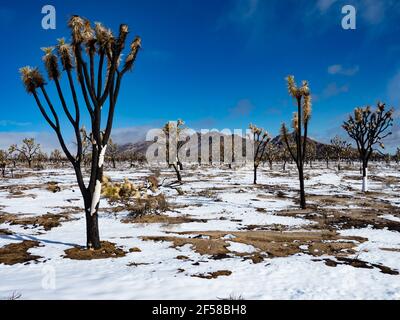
(296, 97), (306, 210)
(83, 194), (101, 249)
(172, 164), (182, 182)
(362, 160), (368, 192)
(298, 164), (306, 209)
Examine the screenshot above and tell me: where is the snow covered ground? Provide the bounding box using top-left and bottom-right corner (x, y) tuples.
(1, 162), (400, 300)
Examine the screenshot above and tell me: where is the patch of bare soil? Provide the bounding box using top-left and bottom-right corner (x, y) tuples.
(142, 230), (365, 261)
(143, 235), (230, 256)
(191, 270), (232, 279)
(122, 214), (207, 225)
(319, 257), (399, 275)
(176, 255), (190, 260)
(196, 189), (219, 198)
(276, 196), (400, 232)
(127, 262), (150, 267)
(0, 228), (13, 235)
(0, 240), (42, 265)
(53, 206), (83, 215)
(6, 188), (37, 199)
(380, 248), (400, 252)
(64, 241), (126, 260)
(0, 213), (73, 231)
(343, 175), (400, 185)
(241, 224), (290, 232)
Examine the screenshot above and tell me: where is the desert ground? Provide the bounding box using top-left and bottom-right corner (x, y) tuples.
(0, 161), (400, 300)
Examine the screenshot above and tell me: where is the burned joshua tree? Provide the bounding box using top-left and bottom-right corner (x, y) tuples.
(9, 138), (41, 169)
(281, 76), (312, 209)
(20, 15), (141, 249)
(321, 144), (334, 169)
(107, 138), (119, 169)
(50, 149), (63, 165)
(330, 135), (351, 171)
(0, 150), (8, 177)
(249, 124), (271, 184)
(396, 148), (400, 165)
(263, 143), (279, 171)
(343, 103), (394, 192)
(163, 119), (186, 183)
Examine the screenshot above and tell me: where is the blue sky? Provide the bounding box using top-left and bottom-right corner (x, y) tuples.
(0, 0), (399, 151)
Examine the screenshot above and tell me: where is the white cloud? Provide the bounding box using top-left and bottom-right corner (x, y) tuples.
(321, 83), (349, 98)
(229, 99), (254, 118)
(316, 0), (338, 13)
(387, 71), (400, 106)
(0, 131), (61, 153)
(0, 120), (32, 127)
(111, 125), (156, 145)
(361, 0), (387, 25)
(228, 0), (260, 22)
(328, 64), (359, 76)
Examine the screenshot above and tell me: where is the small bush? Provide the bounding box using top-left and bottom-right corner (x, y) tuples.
(102, 176), (167, 217)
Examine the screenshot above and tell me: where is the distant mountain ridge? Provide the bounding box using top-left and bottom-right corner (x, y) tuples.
(117, 132), (332, 158)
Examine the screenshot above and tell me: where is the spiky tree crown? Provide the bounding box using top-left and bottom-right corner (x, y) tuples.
(41, 47), (60, 80)
(249, 124), (270, 140)
(343, 102), (394, 153)
(56, 38), (73, 70)
(20, 15), (141, 93)
(344, 104), (394, 130)
(286, 75), (312, 124)
(19, 66), (45, 93)
(163, 119), (185, 136)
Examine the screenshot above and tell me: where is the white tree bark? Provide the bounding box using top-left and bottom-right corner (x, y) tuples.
(98, 145), (107, 168)
(90, 180), (102, 215)
(362, 168), (368, 192)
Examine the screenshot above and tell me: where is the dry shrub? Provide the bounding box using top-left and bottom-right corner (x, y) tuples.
(146, 175), (159, 192)
(46, 181), (61, 193)
(102, 176), (168, 217)
(125, 194), (168, 217)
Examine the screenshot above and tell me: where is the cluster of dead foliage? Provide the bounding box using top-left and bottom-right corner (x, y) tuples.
(102, 175), (168, 217)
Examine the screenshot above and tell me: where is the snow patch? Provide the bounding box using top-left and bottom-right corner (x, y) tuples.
(227, 241), (257, 253)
